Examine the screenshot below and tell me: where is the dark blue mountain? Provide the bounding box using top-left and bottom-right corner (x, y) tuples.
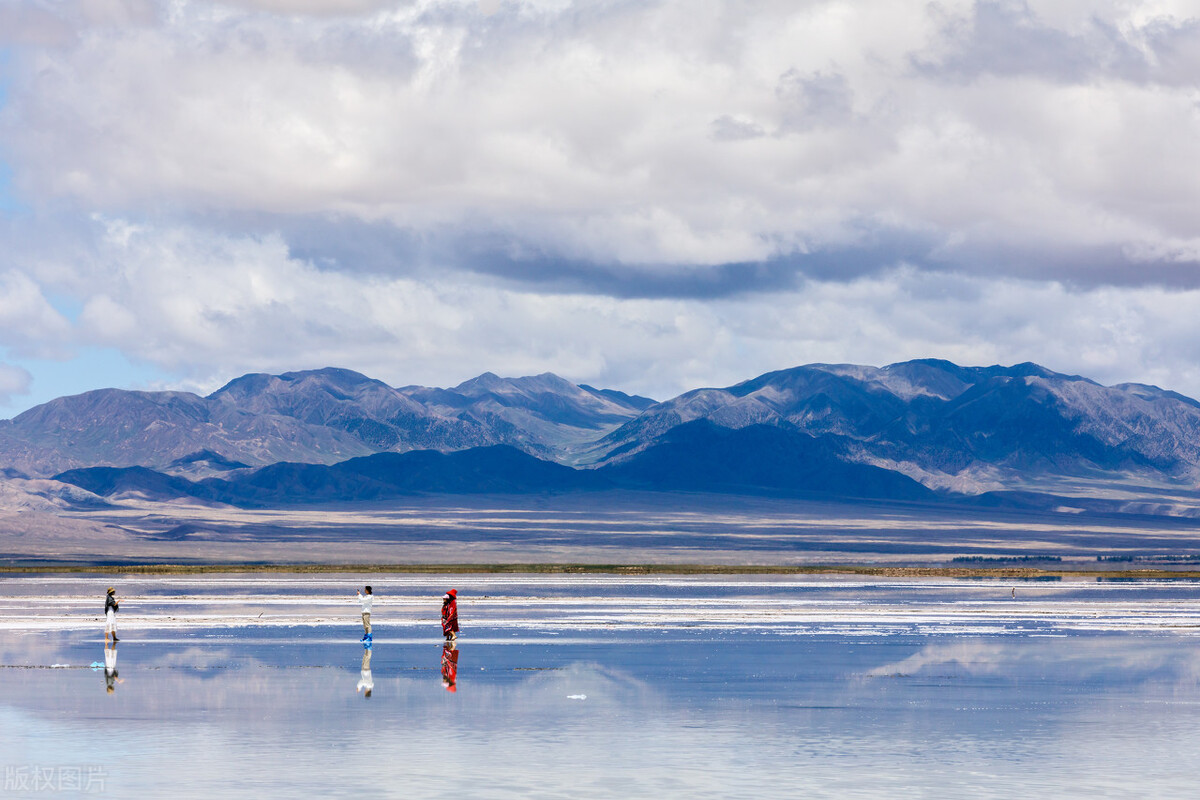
(55, 427), (930, 507)
(56, 446), (603, 507)
(169, 449), (252, 471)
(601, 420), (935, 500)
(54, 466), (205, 501)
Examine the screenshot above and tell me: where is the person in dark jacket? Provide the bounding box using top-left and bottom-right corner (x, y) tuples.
(441, 589), (459, 641)
(104, 588), (119, 643)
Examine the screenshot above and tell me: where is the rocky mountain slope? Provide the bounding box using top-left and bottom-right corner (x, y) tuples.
(0, 368), (654, 477)
(7, 360), (1200, 506)
(593, 359), (1200, 490)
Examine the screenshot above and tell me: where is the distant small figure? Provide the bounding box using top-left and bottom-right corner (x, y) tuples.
(103, 640), (123, 694)
(441, 641), (459, 692)
(441, 589), (459, 641)
(357, 647), (374, 699)
(1012, 587), (1016, 598)
(357, 585), (373, 643)
(104, 587), (120, 643)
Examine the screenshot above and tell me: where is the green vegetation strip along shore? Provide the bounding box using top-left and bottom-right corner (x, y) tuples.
(4, 563), (1200, 579)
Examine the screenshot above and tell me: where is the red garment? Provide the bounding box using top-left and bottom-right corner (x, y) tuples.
(441, 597), (459, 636)
(441, 644), (459, 691)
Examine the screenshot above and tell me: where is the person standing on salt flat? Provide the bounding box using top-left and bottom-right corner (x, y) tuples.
(357, 585), (373, 643)
(104, 587), (120, 643)
(441, 589), (459, 641)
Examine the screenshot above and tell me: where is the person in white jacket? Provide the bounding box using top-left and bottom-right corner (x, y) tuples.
(357, 586), (373, 642)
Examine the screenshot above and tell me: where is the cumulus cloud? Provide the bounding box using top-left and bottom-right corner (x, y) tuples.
(913, 1), (1145, 83)
(215, 0), (406, 15)
(0, 363), (33, 406)
(0, 269), (74, 358)
(2, 1), (1200, 406)
(1, 0), (1197, 288)
(0, 4), (78, 47)
(4, 217), (1200, 404)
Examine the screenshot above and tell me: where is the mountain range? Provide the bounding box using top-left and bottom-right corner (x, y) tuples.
(6, 359), (1200, 512)
(0, 368), (654, 477)
(594, 360), (1200, 490)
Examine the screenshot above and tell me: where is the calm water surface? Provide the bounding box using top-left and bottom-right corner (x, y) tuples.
(2, 575), (1200, 798)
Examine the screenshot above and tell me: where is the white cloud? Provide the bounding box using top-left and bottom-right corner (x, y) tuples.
(213, 0), (406, 14)
(3, 1), (1200, 407)
(2, 0), (1198, 278)
(0, 363), (33, 405)
(7, 218), (1200, 404)
(0, 270), (74, 358)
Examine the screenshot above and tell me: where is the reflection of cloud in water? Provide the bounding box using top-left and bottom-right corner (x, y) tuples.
(0, 656), (688, 796)
(5, 635), (1200, 797)
(150, 646), (240, 670)
(866, 637), (1200, 687)
(468, 661), (656, 714)
(0, 634), (78, 667)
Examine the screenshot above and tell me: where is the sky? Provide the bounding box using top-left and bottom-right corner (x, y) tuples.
(2, 0), (1200, 416)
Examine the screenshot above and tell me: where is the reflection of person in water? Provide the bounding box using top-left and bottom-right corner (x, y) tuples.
(104, 640), (123, 694)
(441, 589), (459, 641)
(441, 641), (459, 692)
(357, 647), (374, 699)
(104, 587), (120, 643)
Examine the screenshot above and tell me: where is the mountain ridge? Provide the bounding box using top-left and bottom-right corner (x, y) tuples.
(8, 360), (1200, 511)
(0, 367), (654, 477)
(593, 360), (1200, 487)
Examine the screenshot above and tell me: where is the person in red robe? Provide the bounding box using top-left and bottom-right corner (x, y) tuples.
(441, 589), (459, 641)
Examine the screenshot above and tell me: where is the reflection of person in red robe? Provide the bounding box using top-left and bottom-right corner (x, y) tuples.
(441, 642), (459, 692)
(441, 589), (459, 640)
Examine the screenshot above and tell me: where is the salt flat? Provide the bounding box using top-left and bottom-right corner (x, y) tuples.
(4, 573), (1200, 637)
(4, 574), (1200, 797)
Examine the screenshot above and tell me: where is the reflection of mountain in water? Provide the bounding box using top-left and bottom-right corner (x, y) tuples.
(4, 630), (1196, 798)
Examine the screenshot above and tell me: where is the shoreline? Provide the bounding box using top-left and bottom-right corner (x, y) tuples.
(4, 562), (1200, 579)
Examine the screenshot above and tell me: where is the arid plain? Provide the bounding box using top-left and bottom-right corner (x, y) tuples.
(6, 488), (1200, 572)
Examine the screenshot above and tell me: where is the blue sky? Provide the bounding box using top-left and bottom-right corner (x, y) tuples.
(2, 0), (1200, 419)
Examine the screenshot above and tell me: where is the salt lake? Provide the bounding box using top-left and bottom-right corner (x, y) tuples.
(3, 573), (1200, 798)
